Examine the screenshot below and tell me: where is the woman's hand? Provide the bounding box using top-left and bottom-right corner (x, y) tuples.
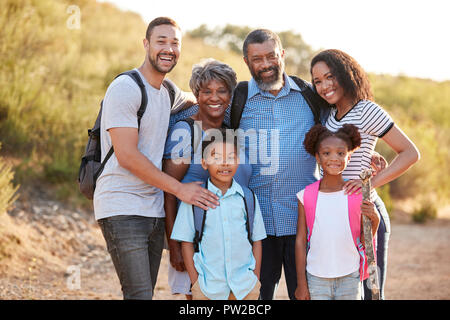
(343, 179), (362, 195)
(370, 151), (388, 176)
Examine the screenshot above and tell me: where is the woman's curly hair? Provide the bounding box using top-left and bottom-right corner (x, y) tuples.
(310, 49), (373, 102)
(303, 124), (361, 156)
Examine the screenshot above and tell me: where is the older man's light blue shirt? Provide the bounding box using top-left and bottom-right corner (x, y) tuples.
(171, 179), (266, 300)
(239, 74), (321, 236)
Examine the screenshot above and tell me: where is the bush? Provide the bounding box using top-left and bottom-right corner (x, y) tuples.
(412, 200), (438, 224)
(0, 143), (19, 214)
(0, 0), (448, 212)
(377, 184), (394, 219)
(372, 75), (450, 203)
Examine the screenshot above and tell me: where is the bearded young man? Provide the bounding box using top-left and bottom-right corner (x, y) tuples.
(94, 17), (219, 300)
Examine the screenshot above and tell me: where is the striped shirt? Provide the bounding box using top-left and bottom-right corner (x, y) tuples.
(325, 100), (394, 199)
(239, 74), (321, 236)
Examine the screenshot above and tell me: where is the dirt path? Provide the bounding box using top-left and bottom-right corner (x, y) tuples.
(0, 195), (449, 300)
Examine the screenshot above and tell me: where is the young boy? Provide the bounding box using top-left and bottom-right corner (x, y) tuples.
(170, 128), (267, 300)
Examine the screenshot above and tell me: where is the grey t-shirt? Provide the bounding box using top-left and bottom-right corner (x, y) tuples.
(93, 69), (188, 220)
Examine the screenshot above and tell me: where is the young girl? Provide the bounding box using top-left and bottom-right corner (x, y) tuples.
(295, 124), (379, 300)
(310, 49), (420, 299)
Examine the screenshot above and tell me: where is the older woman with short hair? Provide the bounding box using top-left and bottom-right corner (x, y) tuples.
(162, 58), (252, 299)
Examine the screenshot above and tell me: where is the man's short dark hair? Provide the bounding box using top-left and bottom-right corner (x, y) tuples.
(243, 29), (283, 58)
(201, 128), (239, 160)
(145, 17), (180, 41)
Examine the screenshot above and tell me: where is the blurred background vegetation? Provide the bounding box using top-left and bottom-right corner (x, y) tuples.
(0, 0), (448, 217)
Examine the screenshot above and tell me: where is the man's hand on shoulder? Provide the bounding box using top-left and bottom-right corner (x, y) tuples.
(176, 181), (219, 210)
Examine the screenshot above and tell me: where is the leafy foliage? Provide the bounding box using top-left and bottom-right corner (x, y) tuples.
(412, 200), (438, 223)
(371, 75), (450, 202)
(187, 24), (315, 78)
(0, 0), (448, 211)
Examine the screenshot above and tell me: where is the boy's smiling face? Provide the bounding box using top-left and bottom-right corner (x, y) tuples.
(202, 141), (239, 187)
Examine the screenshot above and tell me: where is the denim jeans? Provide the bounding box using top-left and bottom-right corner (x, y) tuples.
(363, 195), (390, 300)
(307, 271), (362, 300)
(98, 215), (165, 300)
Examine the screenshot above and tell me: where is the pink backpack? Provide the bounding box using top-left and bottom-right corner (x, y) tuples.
(303, 180), (376, 281)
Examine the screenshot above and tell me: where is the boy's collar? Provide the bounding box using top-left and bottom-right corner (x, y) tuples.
(207, 178), (244, 198)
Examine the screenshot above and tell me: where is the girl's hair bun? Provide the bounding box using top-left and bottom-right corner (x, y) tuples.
(303, 124), (330, 156)
(303, 123), (362, 156)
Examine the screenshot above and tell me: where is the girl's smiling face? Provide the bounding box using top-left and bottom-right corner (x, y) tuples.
(315, 136), (352, 176)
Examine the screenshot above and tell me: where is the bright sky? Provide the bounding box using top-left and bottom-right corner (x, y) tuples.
(99, 0), (450, 81)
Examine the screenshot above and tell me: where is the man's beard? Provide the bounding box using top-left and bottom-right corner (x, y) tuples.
(148, 52), (177, 74)
(250, 61), (285, 92)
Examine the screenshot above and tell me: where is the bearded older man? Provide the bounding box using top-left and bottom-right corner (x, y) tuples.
(234, 29), (326, 300)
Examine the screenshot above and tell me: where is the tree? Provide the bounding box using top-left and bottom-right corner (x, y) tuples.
(187, 24), (315, 78)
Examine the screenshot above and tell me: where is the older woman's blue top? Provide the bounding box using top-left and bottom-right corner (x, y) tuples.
(164, 110), (252, 188)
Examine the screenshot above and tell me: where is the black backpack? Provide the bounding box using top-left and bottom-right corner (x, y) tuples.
(230, 75), (327, 129)
(78, 70), (175, 200)
(175, 117), (202, 158)
(174, 117), (230, 158)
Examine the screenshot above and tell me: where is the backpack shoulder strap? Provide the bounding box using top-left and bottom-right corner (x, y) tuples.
(303, 180), (321, 242)
(115, 70), (148, 128)
(241, 186), (256, 245)
(230, 81), (249, 129)
(162, 79), (176, 107)
(93, 71), (147, 183)
(192, 180), (208, 252)
(348, 192), (363, 245)
(290, 75), (325, 125)
(176, 118), (202, 157)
